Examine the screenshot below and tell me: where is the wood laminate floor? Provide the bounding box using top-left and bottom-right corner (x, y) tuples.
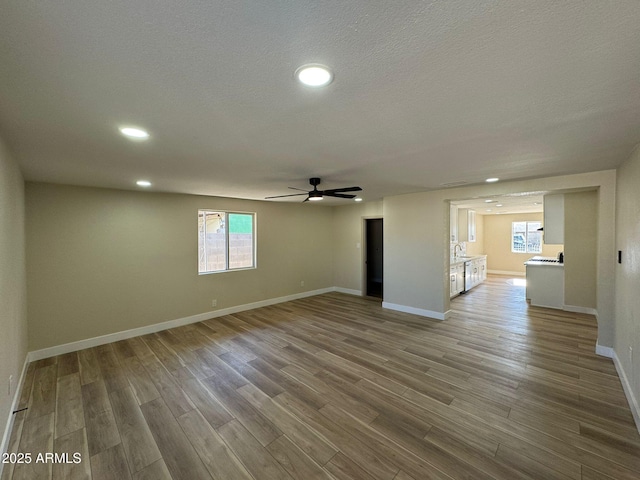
(3, 275), (640, 480)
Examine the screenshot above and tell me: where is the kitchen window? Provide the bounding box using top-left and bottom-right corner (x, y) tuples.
(511, 221), (542, 254)
(198, 210), (256, 273)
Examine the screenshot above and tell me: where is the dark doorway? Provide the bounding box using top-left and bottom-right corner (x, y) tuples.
(365, 218), (383, 298)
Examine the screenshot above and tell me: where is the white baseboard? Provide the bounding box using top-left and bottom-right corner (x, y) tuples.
(381, 302), (446, 321)
(595, 341), (614, 358)
(28, 287), (335, 361)
(612, 349), (640, 435)
(594, 343), (639, 434)
(487, 270), (525, 276)
(0, 354), (30, 473)
(334, 287), (362, 296)
(563, 304), (598, 316)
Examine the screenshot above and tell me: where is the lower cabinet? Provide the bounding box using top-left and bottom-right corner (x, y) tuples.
(451, 256), (487, 298)
(450, 264), (465, 297)
(467, 257), (487, 291)
(450, 270), (457, 297)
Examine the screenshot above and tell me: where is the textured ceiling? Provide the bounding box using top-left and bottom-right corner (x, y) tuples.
(1, 1), (639, 202)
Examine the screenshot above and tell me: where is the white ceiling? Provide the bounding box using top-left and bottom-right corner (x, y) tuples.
(1, 1), (639, 203)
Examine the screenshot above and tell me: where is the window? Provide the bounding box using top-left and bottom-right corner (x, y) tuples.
(511, 221), (542, 254)
(198, 210), (255, 273)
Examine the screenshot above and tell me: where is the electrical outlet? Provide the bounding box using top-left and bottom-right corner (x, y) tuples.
(8, 375), (13, 397)
(300, 281), (304, 287)
(211, 299), (217, 307)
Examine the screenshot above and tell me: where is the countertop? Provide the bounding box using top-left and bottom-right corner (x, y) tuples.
(450, 255), (487, 266)
(524, 256), (564, 267)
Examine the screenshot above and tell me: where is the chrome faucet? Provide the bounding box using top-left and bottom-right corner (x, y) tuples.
(454, 243), (463, 258)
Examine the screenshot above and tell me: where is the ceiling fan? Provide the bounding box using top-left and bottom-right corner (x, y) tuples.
(265, 177), (362, 202)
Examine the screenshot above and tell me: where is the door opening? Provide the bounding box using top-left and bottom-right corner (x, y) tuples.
(365, 218), (383, 298)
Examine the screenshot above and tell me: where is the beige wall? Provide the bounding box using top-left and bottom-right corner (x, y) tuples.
(615, 144), (640, 423)
(26, 183), (335, 351)
(483, 213), (563, 274)
(564, 191), (597, 309)
(384, 195), (450, 315)
(332, 201), (383, 293)
(384, 169), (616, 347)
(0, 139), (27, 450)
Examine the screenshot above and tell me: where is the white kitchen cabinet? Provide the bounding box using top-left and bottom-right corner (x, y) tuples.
(468, 210), (476, 242)
(449, 263), (466, 298)
(451, 256), (486, 297)
(543, 194), (564, 244)
(450, 204), (458, 243)
(465, 256), (487, 292)
(457, 208), (476, 243)
(526, 262), (564, 309)
(450, 268), (458, 297)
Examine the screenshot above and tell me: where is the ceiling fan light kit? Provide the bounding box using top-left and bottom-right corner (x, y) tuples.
(265, 177), (362, 203)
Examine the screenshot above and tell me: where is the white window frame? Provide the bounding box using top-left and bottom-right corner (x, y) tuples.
(198, 210), (256, 274)
(511, 221), (542, 254)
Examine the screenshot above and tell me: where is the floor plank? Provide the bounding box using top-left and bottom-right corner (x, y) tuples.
(81, 380), (121, 456)
(90, 443), (132, 480)
(140, 397), (211, 480)
(12, 413), (54, 480)
(27, 364), (57, 421)
(54, 373), (84, 439)
(52, 428), (91, 480)
(131, 459), (172, 480)
(217, 419), (294, 480)
(177, 409), (254, 480)
(109, 386), (162, 473)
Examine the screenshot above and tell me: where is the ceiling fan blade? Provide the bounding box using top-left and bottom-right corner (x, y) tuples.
(265, 193), (308, 199)
(288, 187), (309, 192)
(302, 197), (310, 202)
(324, 192), (356, 199)
(321, 186), (362, 194)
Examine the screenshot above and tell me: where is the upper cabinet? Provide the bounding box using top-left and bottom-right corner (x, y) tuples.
(458, 208), (476, 243)
(450, 204), (458, 243)
(543, 194), (564, 244)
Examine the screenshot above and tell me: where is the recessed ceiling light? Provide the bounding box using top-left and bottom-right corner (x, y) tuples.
(484, 199), (494, 203)
(354, 197), (363, 202)
(486, 209), (492, 212)
(136, 180), (152, 187)
(120, 127), (149, 140)
(496, 204), (503, 207)
(486, 177), (499, 183)
(295, 64), (333, 87)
